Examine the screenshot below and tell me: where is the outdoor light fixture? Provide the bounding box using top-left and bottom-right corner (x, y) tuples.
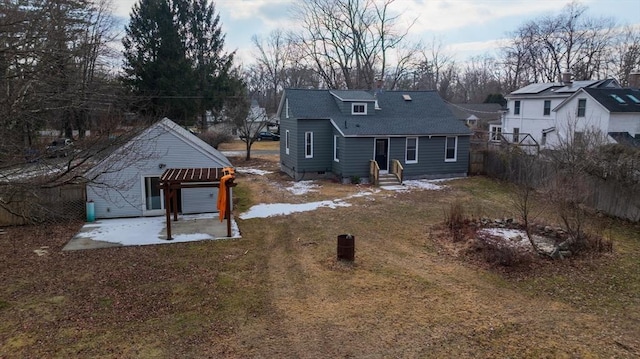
(159, 163), (166, 169)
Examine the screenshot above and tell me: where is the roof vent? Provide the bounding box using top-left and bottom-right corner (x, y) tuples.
(402, 94), (412, 101)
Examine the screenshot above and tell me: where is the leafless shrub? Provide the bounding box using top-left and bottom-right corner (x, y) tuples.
(444, 200), (467, 242)
(198, 131), (233, 149)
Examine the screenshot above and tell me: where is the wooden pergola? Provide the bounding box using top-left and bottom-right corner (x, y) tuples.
(159, 167), (236, 240)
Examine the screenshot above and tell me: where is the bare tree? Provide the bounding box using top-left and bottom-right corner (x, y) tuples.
(293, 0), (414, 90)
(225, 94), (266, 161)
(501, 1), (617, 83)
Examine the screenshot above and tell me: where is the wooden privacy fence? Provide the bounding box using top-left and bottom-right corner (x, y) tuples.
(0, 184), (86, 226)
(480, 149), (640, 222)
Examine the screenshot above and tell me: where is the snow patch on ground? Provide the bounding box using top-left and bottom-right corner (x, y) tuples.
(239, 200), (351, 219)
(477, 227), (557, 254)
(285, 181), (320, 195)
(76, 213), (240, 246)
(381, 179), (448, 192)
(236, 167), (273, 176)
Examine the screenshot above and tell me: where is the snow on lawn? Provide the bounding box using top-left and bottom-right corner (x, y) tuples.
(75, 213), (240, 246)
(477, 227), (557, 254)
(381, 179), (446, 192)
(285, 180), (319, 195)
(236, 167), (273, 176)
(239, 200), (351, 219)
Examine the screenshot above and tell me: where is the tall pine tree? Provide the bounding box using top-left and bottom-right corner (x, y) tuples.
(122, 0), (238, 126)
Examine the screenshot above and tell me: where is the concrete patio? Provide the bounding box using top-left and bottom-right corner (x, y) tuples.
(63, 213), (240, 251)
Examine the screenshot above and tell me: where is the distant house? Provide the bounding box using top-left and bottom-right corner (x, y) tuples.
(85, 118), (232, 219)
(552, 87), (640, 147)
(277, 89), (471, 184)
(447, 103), (504, 128)
(502, 76), (621, 148)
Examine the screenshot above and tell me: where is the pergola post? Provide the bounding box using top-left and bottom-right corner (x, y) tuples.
(163, 182), (173, 240)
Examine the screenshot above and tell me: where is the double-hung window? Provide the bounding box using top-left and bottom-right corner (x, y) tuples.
(543, 100), (551, 116)
(445, 136), (457, 162)
(514, 100), (521, 115)
(333, 135), (340, 162)
(285, 130), (290, 155)
(305, 132), (313, 158)
(405, 137), (417, 164)
(577, 99), (586, 117)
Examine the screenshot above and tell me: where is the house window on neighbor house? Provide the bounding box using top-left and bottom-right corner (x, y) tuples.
(490, 126), (502, 141)
(334, 135), (340, 162)
(352, 103), (367, 115)
(541, 132), (547, 145)
(577, 99), (586, 117)
(405, 137), (418, 164)
(513, 127), (520, 143)
(305, 131), (313, 158)
(544, 100), (551, 116)
(445, 136), (457, 162)
(285, 130), (290, 155)
(514, 100), (521, 115)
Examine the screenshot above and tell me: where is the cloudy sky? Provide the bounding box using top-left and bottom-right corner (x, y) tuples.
(110, 0), (640, 66)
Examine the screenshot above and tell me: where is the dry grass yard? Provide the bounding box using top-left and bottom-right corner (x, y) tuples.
(1, 153), (639, 358)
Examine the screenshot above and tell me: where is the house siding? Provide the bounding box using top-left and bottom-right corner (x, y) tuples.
(401, 136), (469, 179)
(87, 123), (228, 219)
(279, 112), (298, 178)
(294, 120), (334, 178)
(340, 137), (374, 180)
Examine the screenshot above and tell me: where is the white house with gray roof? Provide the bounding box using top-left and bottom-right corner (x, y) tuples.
(277, 89), (471, 183)
(502, 77), (620, 148)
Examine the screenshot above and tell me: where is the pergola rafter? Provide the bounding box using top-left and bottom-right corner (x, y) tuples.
(159, 167), (236, 240)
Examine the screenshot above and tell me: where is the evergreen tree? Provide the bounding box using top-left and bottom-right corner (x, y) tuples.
(122, 0), (237, 126)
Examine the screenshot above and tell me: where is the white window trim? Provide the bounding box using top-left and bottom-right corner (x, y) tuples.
(543, 100), (551, 116)
(285, 98), (289, 118)
(405, 137), (418, 164)
(305, 131), (313, 158)
(285, 130), (290, 155)
(444, 136), (458, 162)
(577, 98), (586, 117)
(333, 135), (340, 162)
(514, 100), (521, 115)
(351, 102), (367, 115)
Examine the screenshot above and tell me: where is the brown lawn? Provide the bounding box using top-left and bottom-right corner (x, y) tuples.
(1, 155), (639, 358)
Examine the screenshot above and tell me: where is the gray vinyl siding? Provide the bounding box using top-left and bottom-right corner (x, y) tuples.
(339, 137), (375, 179)
(279, 110), (298, 177)
(401, 136), (470, 179)
(87, 123), (229, 219)
(295, 120), (333, 175)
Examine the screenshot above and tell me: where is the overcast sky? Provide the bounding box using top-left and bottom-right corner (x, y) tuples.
(110, 0), (640, 66)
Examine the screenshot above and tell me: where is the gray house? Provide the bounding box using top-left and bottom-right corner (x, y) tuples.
(85, 118), (232, 219)
(277, 89), (471, 183)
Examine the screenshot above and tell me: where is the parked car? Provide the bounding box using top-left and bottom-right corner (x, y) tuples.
(46, 138), (73, 157)
(257, 131), (280, 141)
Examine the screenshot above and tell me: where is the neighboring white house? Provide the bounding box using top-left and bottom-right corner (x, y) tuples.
(551, 87), (640, 147)
(501, 76), (621, 148)
(85, 118), (232, 219)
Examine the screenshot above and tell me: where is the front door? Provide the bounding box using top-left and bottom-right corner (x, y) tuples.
(374, 138), (389, 171)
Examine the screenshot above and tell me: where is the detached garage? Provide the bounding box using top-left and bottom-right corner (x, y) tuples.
(85, 118), (232, 219)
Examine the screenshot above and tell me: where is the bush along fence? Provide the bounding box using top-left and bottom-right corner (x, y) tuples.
(479, 148), (640, 222)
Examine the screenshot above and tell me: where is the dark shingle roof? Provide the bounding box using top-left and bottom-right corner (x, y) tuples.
(584, 88), (640, 113)
(285, 89), (470, 136)
(447, 103), (504, 121)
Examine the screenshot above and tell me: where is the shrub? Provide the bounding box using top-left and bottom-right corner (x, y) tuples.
(444, 200), (466, 242)
(198, 131), (234, 149)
